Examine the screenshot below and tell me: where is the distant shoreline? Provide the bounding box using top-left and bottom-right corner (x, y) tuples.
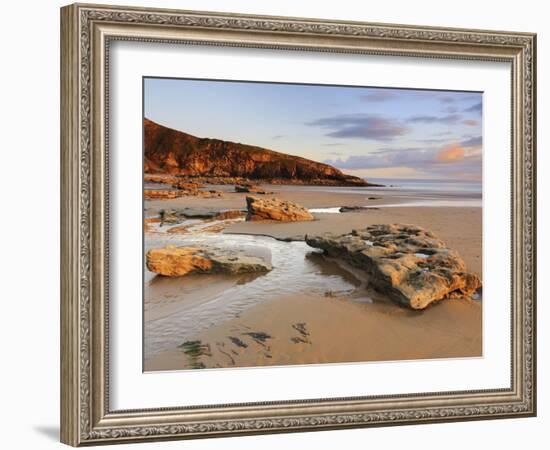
(144, 173), (384, 188)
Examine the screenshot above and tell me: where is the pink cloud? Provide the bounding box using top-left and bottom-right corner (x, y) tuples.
(463, 119), (479, 126)
(435, 144), (465, 163)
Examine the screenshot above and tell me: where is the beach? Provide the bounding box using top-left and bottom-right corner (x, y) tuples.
(143, 181), (482, 371)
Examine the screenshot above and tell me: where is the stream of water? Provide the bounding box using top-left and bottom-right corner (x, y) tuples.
(144, 230), (358, 360)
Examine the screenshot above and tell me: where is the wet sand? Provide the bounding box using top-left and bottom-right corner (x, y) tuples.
(143, 183), (483, 371)
(145, 292), (481, 371)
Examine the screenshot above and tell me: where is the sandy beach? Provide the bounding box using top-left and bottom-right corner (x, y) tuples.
(146, 293), (481, 371)
(143, 182), (482, 371)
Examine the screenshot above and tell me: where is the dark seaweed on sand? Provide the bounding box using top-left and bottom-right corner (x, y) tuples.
(228, 336), (248, 348)
(179, 340), (211, 369)
(243, 331), (272, 346)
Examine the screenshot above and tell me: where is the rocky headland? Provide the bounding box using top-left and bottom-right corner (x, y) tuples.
(144, 118), (377, 186)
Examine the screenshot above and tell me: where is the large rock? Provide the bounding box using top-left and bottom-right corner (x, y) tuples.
(146, 245), (272, 277)
(306, 224), (481, 310)
(245, 196), (314, 222)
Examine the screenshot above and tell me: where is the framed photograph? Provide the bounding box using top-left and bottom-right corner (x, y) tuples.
(60, 3), (536, 446)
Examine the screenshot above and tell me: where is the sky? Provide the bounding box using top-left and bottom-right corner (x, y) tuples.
(144, 77), (482, 181)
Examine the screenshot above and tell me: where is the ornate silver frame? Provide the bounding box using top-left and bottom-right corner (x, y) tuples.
(60, 3), (536, 446)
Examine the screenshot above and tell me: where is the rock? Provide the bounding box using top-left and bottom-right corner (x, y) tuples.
(171, 179), (204, 190)
(144, 216), (161, 232)
(235, 185), (273, 195)
(166, 210), (245, 234)
(214, 210), (246, 220)
(146, 245), (272, 277)
(199, 190), (224, 198)
(306, 224), (481, 310)
(235, 184), (253, 193)
(144, 189), (184, 200)
(245, 196), (314, 222)
(188, 176), (255, 186)
(144, 187), (223, 200)
(155, 209), (245, 225)
(144, 174), (178, 185)
(159, 209), (183, 224)
(339, 206), (379, 212)
(169, 209), (245, 220)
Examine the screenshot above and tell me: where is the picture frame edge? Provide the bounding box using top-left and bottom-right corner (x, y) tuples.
(60, 3), (537, 446)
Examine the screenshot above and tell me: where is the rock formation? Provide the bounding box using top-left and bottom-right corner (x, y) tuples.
(245, 196), (314, 222)
(235, 184), (273, 195)
(144, 190), (185, 200)
(172, 179), (204, 190)
(158, 208), (245, 222)
(305, 224), (481, 310)
(146, 245), (272, 277)
(144, 187), (223, 200)
(144, 118), (374, 186)
(339, 206), (379, 212)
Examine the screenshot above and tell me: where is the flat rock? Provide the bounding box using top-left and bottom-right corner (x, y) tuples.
(306, 224), (481, 310)
(235, 184), (274, 195)
(171, 179), (204, 190)
(146, 245), (272, 277)
(246, 196), (314, 222)
(339, 206), (379, 212)
(144, 188), (222, 200)
(144, 189), (184, 200)
(159, 208), (245, 222)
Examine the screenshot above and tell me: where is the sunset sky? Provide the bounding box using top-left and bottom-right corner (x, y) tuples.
(144, 77), (482, 181)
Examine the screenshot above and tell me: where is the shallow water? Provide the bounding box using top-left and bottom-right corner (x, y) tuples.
(310, 197), (481, 213)
(144, 231), (357, 360)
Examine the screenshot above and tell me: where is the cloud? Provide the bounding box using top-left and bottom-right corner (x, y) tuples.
(324, 142), (481, 180)
(435, 144), (465, 162)
(271, 135), (286, 140)
(463, 119), (479, 126)
(464, 102), (482, 113)
(437, 95), (457, 103)
(325, 147), (434, 170)
(307, 114), (409, 141)
(460, 136), (482, 147)
(361, 91), (394, 102)
(414, 137), (457, 145)
(407, 114), (462, 124)
(373, 146), (422, 154)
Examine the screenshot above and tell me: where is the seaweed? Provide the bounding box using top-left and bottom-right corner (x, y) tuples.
(178, 340), (211, 369)
(228, 336), (248, 348)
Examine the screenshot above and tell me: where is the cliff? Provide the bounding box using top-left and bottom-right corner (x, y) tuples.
(144, 118), (371, 186)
